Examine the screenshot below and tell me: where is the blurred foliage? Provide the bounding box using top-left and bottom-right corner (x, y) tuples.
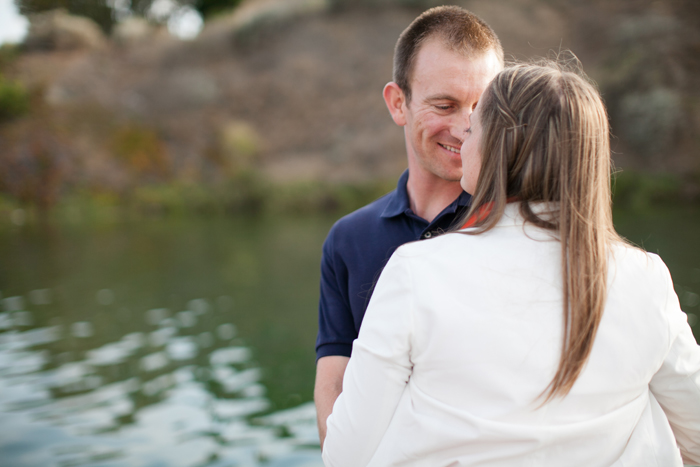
(110, 124), (169, 178)
(556, 0), (700, 169)
(0, 116), (71, 210)
(265, 180), (395, 215)
(612, 171), (684, 212)
(16, 0), (245, 34)
(35, 176), (394, 219)
(15, 0), (115, 33)
(596, 13), (688, 159)
(0, 165), (693, 220)
(130, 182), (225, 216)
(0, 45), (20, 72)
(194, 0), (244, 19)
(213, 120), (261, 177)
(0, 193), (22, 218)
(126, 176), (394, 217)
(0, 75), (30, 121)
(216, 172), (267, 214)
(328, 0), (441, 9)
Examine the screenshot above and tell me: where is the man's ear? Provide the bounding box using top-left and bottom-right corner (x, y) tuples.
(383, 82), (407, 127)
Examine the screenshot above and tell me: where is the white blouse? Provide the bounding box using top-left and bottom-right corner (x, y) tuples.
(323, 204), (700, 467)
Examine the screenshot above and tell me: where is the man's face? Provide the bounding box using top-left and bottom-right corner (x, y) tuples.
(401, 39), (501, 184)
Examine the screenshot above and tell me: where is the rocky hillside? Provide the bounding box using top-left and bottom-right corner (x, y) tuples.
(1, 0), (698, 208)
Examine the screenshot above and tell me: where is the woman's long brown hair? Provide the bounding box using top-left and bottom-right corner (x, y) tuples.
(456, 61), (621, 401)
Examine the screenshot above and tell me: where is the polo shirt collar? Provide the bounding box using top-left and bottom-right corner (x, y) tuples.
(380, 169), (471, 219)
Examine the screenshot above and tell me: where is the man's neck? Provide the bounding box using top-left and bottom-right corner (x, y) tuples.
(406, 171), (464, 223)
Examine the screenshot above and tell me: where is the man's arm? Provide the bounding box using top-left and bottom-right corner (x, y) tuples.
(315, 355), (350, 449)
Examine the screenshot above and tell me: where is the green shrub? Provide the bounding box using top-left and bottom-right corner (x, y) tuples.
(0, 44), (19, 72)
(130, 183), (213, 215)
(120, 176), (393, 218)
(110, 124), (169, 176)
(0, 74), (30, 121)
(264, 179), (394, 215)
(196, 0), (244, 19)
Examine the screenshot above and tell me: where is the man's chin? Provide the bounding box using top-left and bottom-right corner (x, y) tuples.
(435, 170), (464, 184)
(436, 162), (463, 183)
(416, 158), (463, 183)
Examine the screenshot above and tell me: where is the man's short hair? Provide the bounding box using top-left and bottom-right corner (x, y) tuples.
(393, 6), (504, 103)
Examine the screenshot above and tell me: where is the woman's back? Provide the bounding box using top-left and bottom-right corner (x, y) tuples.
(408, 205), (669, 420)
(324, 204), (697, 466)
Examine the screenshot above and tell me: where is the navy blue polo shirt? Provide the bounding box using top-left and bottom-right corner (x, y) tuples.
(316, 170), (472, 359)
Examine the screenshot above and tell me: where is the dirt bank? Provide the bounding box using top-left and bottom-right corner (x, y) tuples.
(1, 0), (698, 207)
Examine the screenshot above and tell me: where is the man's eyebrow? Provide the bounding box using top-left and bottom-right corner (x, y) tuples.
(424, 94), (459, 102)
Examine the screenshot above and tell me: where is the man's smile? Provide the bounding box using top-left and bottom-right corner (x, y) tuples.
(438, 143), (461, 154)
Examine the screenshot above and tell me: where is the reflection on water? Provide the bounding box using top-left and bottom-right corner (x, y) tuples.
(0, 292), (322, 466)
(0, 214), (335, 466)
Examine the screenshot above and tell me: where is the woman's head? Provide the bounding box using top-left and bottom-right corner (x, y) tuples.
(458, 61), (620, 401)
(461, 62), (612, 233)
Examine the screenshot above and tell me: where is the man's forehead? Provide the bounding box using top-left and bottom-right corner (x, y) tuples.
(415, 35), (488, 65)
(411, 38), (499, 76)
(411, 43), (500, 83)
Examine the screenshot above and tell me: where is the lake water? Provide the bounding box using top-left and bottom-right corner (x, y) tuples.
(0, 206), (698, 466)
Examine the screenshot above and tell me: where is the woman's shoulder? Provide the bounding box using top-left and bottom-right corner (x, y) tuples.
(392, 231), (471, 259)
(610, 241), (668, 272)
(609, 242), (674, 296)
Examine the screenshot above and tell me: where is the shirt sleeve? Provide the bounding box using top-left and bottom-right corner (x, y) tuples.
(322, 250), (414, 467)
(648, 255), (700, 465)
(316, 227), (356, 359)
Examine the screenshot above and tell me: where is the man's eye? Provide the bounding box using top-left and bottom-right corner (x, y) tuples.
(436, 105), (452, 111)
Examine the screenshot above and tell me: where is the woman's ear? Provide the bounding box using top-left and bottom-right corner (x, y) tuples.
(383, 82), (407, 127)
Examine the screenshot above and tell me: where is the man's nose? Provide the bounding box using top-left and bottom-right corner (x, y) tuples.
(450, 107), (472, 141)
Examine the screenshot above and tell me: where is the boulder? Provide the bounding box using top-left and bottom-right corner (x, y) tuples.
(112, 17), (155, 46)
(25, 9), (106, 51)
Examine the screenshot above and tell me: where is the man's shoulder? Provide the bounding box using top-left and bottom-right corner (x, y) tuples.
(327, 190), (396, 242)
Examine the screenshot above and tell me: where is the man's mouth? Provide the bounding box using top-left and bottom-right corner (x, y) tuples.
(438, 143), (460, 154)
